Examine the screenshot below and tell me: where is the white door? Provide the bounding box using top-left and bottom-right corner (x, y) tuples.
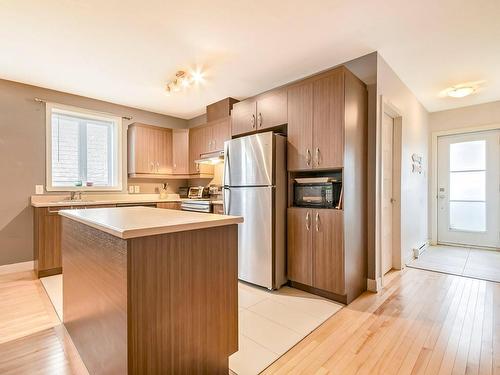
(381, 113), (394, 274)
(437, 130), (500, 248)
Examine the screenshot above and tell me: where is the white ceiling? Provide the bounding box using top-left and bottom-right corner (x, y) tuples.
(1, 0), (498, 119)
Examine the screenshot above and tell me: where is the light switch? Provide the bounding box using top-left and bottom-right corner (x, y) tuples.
(134, 186), (140, 193)
(128, 185), (134, 194)
(35, 185), (44, 195)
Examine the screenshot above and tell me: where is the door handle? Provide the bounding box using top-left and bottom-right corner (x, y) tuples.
(223, 188), (231, 215)
(258, 113), (263, 127)
(315, 212), (320, 232)
(251, 114), (256, 129)
(156, 161), (160, 172)
(315, 147), (320, 166)
(305, 211), (310, 231)
(150, 162), (154, 171)
(306, 148), (312, 166)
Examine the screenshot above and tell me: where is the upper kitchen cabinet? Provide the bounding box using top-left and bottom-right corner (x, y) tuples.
(206, 97), (238, 122)
(128, 123), (173, 177)
(231, 99), (257, 136)
(172, 129), (189, 175)
(231, 89), (287, 137)
(287, 82), (314, 170)
(256, 89), (287, 130)
(287, 67), (364, 171)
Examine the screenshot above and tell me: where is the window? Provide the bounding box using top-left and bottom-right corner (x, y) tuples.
(448, 140), (486, 232)
(46, 103), (122, 191)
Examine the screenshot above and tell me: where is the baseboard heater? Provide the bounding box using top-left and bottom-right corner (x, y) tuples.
(413, 242), (428, 259)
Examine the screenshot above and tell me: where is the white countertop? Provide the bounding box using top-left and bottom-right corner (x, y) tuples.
(31, 193), (181, 207)
(59, 206), (243, 239)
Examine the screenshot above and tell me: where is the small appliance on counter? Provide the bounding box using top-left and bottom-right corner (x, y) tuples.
(293, 177), (343, 209)
(178, 186), (189, 199)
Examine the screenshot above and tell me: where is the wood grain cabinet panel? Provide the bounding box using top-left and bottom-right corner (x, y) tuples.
(33, 204), (118, 278)
(231, 99), (257, 136)
(287, 82), (314, 171)
(156, 202), (181, 210)
(287, 208), (313, 285)
(313, 71), (344, 169)
(256, 89), (287, 130)
(128, 123), (173, 176)
(312, 209), (345, 295)
(172, 129), (189, 174)
(212, 118), (231, 151)
(34, 207), (65, 277)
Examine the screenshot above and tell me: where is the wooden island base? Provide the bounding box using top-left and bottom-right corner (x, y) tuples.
(62, 218), (238, 374)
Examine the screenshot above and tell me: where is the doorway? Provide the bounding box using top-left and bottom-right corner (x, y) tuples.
(380, 102), (402, 278)
(437, 129), (499, 248)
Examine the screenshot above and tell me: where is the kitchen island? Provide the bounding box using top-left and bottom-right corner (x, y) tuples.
(59, 206), (243, 374)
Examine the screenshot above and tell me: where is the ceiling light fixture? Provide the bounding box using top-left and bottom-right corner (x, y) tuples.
(446, 86), (475, 98)
(165, 70), (204, 95)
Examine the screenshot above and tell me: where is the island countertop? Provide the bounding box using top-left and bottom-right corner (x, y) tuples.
(59, 206), (243, 239)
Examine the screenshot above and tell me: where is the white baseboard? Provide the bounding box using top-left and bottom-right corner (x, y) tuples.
(0, 261), (34, 275)
(367, 277), (382, 292)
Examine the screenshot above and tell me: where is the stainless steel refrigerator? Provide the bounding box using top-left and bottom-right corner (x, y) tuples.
(223, 132), (287, 290)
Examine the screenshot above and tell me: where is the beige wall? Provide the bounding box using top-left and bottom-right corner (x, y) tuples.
(369, 55), (429, 282)
(0, 79), (187, 266)
(429, 100), (500, 133)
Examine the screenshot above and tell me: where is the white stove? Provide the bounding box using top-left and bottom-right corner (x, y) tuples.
(180, 199), (212, 213)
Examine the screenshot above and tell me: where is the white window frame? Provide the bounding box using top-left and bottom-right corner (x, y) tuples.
(45, 102), (123, 192)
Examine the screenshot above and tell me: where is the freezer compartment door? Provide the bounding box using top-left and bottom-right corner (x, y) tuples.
(224, 186), (273, 288)
(224, 132), (274, 186)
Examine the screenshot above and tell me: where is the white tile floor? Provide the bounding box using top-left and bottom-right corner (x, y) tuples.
(40, 275), (343, 375)
(407, 245), (500, 283)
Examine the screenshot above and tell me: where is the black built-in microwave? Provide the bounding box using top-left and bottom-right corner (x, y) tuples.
(293, 181), (342, 208)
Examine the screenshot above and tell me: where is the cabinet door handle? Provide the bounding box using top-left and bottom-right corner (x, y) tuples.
(315, 212), (320, 232)
(315, 147), (320, 166)
(156, 161), (160, 172)
(251, 114), (256, 129)
(258, 113), (263, 127)
(150, 162), (154, 171)
(306, 148), (311, 166)
(305, 211), (310, 231)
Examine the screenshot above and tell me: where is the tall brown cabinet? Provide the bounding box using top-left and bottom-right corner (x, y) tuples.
(287, 66), (367, 304)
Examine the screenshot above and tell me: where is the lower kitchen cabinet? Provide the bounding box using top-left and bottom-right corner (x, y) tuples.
(33, 204), (118, 278)
(34, 207), (66, 278)
(287, 208), (313, 285)
(288, 207), (355, 303)
(156, 202), (181, 210)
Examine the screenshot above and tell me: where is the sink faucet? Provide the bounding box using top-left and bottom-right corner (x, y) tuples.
(70, 191), (82, 201)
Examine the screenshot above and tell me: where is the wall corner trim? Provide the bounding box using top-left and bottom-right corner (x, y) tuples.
(0, 261), (34, 276)
(367, 277), (382, 293)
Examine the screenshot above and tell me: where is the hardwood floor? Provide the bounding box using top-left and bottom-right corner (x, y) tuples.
(0, 268), (498, 374)
(263, 268), (500, 375)
(0, 271), (88, 374)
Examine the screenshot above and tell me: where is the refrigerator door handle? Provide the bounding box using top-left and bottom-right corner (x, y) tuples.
(224, 141), (230, 186)
(223, 188), (231, 215)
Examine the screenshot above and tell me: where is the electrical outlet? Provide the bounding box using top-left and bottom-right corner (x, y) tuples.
(128, 185), (134, 194)
(134, 185), (140, 194)
(35, 185), (44, 195)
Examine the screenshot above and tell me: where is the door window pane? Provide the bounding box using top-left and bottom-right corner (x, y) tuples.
(449, 201), (486, 232)
(450, 140), (485, 171)
(449, 171), (485, 201)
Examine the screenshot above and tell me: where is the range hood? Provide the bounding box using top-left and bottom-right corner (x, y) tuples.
(195, 150), (224, 165)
